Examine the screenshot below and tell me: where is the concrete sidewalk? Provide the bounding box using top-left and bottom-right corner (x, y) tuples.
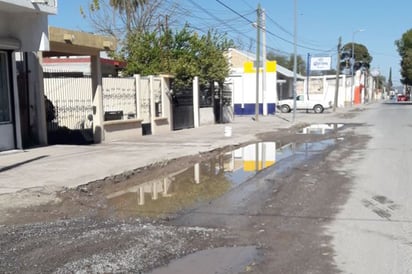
(0, 108), (359, 195)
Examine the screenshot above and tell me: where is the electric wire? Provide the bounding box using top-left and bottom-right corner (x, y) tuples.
(215, 0), (332, 53)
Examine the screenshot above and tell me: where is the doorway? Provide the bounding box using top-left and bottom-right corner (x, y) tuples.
(0, 51), (15, 151)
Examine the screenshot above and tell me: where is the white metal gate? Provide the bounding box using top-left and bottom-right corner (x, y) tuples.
(43, 77), (93, 130)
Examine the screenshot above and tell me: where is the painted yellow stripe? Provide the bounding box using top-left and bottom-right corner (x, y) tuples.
(243, 61), (277, 73)
(243, 160), (275, 171)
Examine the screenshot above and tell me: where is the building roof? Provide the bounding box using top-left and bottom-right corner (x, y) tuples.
(44, 26), (117, 57)
(43, 56), (126, 68)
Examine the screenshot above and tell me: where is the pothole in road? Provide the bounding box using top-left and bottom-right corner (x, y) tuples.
(106, 138), (338, 219)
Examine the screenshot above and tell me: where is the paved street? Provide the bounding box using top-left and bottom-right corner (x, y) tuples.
(328, 102), (412, 273)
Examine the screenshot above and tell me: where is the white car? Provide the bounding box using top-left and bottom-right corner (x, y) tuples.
(277, 95), (332, 114)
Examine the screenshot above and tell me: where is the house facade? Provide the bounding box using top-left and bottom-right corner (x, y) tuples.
(226, 48), (305, 116)
(0, 0), (57, 151)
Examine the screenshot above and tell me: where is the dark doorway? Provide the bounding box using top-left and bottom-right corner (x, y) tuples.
(16, 53), (34, 148)
(172, 89), (194, 130)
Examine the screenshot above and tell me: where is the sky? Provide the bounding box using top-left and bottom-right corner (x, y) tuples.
(49, 0), (412, 87)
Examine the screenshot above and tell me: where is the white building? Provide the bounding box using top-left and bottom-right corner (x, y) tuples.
(0, 0), (57, 151)
(226, 48), (305, 116)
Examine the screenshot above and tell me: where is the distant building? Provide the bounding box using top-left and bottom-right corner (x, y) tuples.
(226, 48), (304, 115)
(0, 0), (57, 152)
(43, 56), (126, 77)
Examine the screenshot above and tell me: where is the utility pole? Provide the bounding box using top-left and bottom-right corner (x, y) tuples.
(333, 37), (342, 112)
(306, 53), (310, 100)
(262, 8), (267, 116)
(292, 0), (297, 123)
(255, 4), (261, 121)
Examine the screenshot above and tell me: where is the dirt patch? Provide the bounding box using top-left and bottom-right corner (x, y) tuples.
(0, 217), (231, 273)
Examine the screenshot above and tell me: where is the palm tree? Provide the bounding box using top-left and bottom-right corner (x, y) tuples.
(109, 0), (147, 32)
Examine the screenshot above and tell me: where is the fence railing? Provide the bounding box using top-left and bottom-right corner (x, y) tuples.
(103, 77), (137, 119)
(43, 75), (156, 130)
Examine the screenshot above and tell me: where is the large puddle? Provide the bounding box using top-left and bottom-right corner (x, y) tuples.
(106, 136), (339, 218)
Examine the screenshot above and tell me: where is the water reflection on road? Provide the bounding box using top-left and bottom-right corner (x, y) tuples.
(298, 123), (344, 135)
(107, 139), (337, 218)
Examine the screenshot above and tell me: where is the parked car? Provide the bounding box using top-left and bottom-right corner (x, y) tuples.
(277, 94), (332, 113)
(397, 94), (409, 101)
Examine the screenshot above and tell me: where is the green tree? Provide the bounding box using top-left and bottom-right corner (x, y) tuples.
(266, 51), (306, 75)
(395, 29), (412, 86)
(387, 67), (393, 91)
(121, 30), (163, 75)
(267, 51), (288, 67)
(121, 26), (233, 89)
(341, 43), (372, 72)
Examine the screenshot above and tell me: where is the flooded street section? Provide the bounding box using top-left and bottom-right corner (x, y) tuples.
(106, 136), (338, 219)
(0, 123), (355, 273)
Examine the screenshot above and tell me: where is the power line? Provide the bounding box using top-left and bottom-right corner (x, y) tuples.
(214, 0), (333, 53)
(265, 13), (294, 38)
(238, 0), (254, 10)
(266, 13), (336, 50)
(184, 0), (330, 57)
(187, 0), (251, 38)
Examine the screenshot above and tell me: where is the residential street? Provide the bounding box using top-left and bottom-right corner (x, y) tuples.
(1, 102), (411, 273)
(328, 102), (412, 273)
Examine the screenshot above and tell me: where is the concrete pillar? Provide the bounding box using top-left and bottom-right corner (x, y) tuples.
(149, 75), (155, 134)
(193, 76), (200, 128)
(91, 54), (104, 143)
(11, 52), (22, 149)
(35, 51), (48, 146)
(161, 76), (173, 131)
(134, 74), (141, 119)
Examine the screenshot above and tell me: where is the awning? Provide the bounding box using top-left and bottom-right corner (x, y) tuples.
(276, 65), (305, 80)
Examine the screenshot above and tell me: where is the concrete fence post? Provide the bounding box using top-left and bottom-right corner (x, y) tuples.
(193, 76), (200, 128)
(91, 54), (104, 143)
(134, 74), (141, 119)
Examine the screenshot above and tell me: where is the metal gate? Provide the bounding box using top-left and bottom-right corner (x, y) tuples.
(172, 89), (194, 130)
(138, 77), (151, 134)
(43, 74), (94, 144)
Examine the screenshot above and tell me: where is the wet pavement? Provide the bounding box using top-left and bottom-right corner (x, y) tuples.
(0, 106), (366, 197)
(105, 138), (340, 219)
(0, 104), (380, 273)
